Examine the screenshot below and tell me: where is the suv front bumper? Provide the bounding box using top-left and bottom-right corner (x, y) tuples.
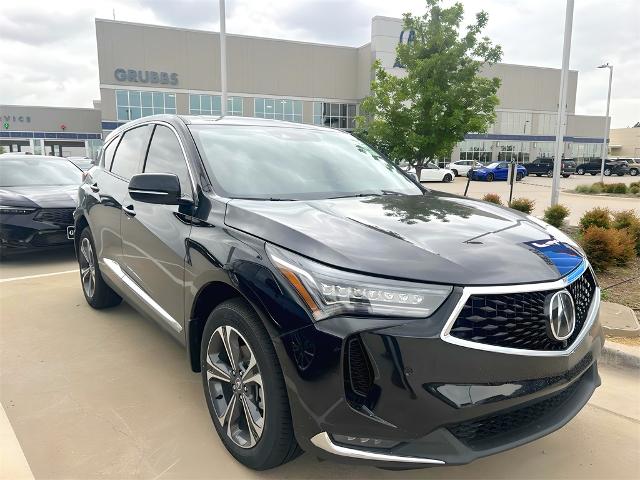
(274, 277), (603, 468)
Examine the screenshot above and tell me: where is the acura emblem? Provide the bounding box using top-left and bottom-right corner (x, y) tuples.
(545, 290), (576, 341)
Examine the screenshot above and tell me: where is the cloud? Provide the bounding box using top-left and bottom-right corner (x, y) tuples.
(0, 0), (637, 127)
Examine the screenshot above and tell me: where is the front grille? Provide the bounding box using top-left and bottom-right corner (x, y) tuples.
(448, 268), (596, 351)
(34, 208), (75, 226)
(448, 376), (582, 448)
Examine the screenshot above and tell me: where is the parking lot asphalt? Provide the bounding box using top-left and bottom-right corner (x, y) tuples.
(431, 175), (640, 225)
(1, 252), (640, 479)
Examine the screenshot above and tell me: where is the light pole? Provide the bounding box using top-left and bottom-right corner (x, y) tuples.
(597, 63), (613, 182)
(219, 0), (228, 116)
(551, 0), (574, 207)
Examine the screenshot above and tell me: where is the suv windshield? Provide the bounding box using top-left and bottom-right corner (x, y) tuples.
(0, 158), (82, 187)
(189, 125), (422, 200)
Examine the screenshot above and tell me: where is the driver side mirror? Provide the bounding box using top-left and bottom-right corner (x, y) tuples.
(128, 173), (183, 205)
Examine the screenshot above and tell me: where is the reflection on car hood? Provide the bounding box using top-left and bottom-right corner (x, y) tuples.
(225, 192), (584, 286)
(0, 185), (78, 208)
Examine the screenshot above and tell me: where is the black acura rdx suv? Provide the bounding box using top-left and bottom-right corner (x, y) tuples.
(74, 115), (602, 470)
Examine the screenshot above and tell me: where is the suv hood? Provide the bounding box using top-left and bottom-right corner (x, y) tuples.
(225, 192), (584, 286)
(0, 185), (78, 209)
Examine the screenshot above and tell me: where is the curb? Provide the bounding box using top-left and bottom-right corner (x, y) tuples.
(601, 342), (640, 370)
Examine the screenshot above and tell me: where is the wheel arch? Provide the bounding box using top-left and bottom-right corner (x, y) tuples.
(74, 214), (89, 256)
(188, 281), (245, 372)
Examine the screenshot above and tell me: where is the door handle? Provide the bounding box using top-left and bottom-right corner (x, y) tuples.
(90, 182), (100, 192)
(123, 204), (136, 217)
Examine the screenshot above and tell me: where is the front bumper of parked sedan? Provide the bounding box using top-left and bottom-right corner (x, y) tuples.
(275, 268), (603, 468)
(0, 208), (75, 251)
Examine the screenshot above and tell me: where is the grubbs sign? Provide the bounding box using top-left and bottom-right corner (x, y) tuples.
(114, 68), (178, 85)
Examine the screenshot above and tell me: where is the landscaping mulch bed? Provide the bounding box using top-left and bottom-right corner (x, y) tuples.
(597, 256), (640, 316)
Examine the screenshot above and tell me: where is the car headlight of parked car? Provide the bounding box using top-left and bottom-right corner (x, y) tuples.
(266, 244), (452, 321)
(0, 205), (36, 214)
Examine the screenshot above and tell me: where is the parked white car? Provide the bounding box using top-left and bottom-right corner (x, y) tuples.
(444, 160), (484, 177)
(418, 161), (455, 182)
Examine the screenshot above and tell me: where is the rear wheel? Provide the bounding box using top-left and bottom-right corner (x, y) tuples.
(78, 227), (121, 309)
(562, 174), (571, 178)
(577, 167), (585, 175)
(201, 298), (300, 470)
(443, 173), (453, 183)
(604, 168), (611, 176)
(546, 169), (553, 177)
(535, 173), (542, 177)
(516, 172), (524, 181)
(486, 173), (494, 182)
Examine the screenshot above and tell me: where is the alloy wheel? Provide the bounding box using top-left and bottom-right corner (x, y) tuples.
(205, 325), (265, 449)
(79, 237), (96, 298)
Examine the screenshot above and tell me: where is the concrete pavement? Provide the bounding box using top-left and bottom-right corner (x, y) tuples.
(1, 255), (639, 479)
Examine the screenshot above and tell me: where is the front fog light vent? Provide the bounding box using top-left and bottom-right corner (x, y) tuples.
(345, 336), (374, 398)
(332, 434), (399, 450)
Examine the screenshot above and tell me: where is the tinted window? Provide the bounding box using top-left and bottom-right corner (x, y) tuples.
(102, 137), (119, 169)
(144, 125), (191, 197)
(189, 125), (422, 199)
(0, 158), (82, 187)
(110, 125), (152, 180)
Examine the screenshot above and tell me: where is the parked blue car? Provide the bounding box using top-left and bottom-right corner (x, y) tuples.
(468, 161), (528, 182)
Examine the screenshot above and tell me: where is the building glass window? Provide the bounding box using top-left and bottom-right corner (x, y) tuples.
(189, 94), (243, 116)
(116, 90), (176, 121)
(498, 141), (530, 163)
(536, 142), (556, 158)
(571, 143), (601, 162)
(254, 98), (302, 123)
(458, 140), (492, 163)
(313, 102), (357, 130)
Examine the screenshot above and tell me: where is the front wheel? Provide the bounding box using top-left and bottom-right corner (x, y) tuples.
(630, 168), (638, 176)
(604, 168), (611, 176)
(201, 298), (300, 470)
(562, 174), (571, 178)
(486, 173), (494, 182)
(77, 227), (121, 309)
(451, 169), (458, 177)
(516, 172), (524, 181)
(546, 169), (553, 177)
(577, 168), (585, 175)
(443, 173), (453, 183)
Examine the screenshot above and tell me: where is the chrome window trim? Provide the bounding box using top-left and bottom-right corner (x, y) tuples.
(128, 189), (169, 196)
(103, 258), (183, 333)
(440, 261), (600, 357)
(310, 432), (445, 465)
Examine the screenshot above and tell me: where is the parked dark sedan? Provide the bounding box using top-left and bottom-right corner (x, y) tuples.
(526, 158), (576, 178)
(576, 159), (630, 176)
(75, 115), (602, 470)
(0, 155), (82, 253)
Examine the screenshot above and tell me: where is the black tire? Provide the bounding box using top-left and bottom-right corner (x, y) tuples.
(486, 173), (494, 182)
(200, 298), (300, 470)
(516, 172), (524, 181)
(546, 169), (553, 177)
(562, 174), (571, 178)
(78, 227), (121, 309)
(604, 168), (611, 176)
(577, 168), (585, 175)
(630, 168), (638, 176)
(590, 172), (597, 176)
(443, 173), (453, 183)
(451, 169), (458, 177)
(535, 173), (542, 177)
(617, 172), (625, 176)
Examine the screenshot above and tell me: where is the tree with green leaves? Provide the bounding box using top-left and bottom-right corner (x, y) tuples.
(356, 0), (503, 178)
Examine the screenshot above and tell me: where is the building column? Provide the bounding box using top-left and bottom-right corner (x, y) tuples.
(84, 140), (90, 158)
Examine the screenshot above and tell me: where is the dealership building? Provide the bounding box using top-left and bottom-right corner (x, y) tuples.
(1, 16), (608, 163)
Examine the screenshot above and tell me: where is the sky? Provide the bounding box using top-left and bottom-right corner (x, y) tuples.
(0, 0), (638, 128)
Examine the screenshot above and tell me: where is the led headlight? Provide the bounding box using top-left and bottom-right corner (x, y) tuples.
(266, 244), (452, 321)
(0, 206), (36, 214)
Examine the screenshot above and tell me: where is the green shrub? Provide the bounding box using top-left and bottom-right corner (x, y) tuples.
(630, 181), (640, 188)
(589, 182), (604, 194)
(482, 193), (502, 205)
(575, 184), (591, 193)
(509, 197), (535, 214)
(630, 185), (640, 195)
(579, 207), (611, 232)
(543, 204), (570, 227)
(580, 226), (636, 271)
(602, 183), (628, 194)
(612, 210), (640, 254)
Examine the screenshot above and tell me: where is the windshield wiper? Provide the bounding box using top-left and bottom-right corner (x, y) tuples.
(380, 189), (409, 196)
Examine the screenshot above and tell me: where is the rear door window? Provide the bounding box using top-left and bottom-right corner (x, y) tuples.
(110, 125), (153, 180)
